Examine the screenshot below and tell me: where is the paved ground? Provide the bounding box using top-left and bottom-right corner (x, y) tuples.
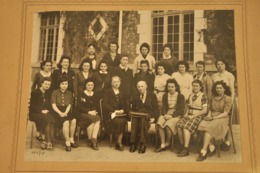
(24, 122), (242, 163)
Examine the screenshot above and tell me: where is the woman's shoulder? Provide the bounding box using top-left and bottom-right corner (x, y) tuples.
(224, 95), (232, 102)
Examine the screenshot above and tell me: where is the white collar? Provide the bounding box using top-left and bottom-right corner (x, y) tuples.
(163, 54), (172, 60)
(99, 71), (108, 74)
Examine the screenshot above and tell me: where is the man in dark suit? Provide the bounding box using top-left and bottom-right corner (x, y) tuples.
(129, 80), (160, 154)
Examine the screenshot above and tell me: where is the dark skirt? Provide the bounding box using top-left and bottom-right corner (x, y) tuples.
(77, 113), (100, 129)
(29, 112), (55, 132)
(52, 106), (75, 128)
(106, 117), (127, 134)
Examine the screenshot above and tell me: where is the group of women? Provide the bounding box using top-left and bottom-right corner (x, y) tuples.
(29, 42), (235, 162)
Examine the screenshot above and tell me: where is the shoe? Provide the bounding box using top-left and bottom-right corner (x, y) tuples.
(36, 136), (44, 141)
(46, 142), (54, 151)
(138, 145), (146, 154)
(177, 148), (189, 157)
(129, 144), (137, 153)
(65, 145), (71, 152)
(89, 141), (99, 150)
(71, 142), (78, 148)
(155, 147), (167, 153)
(207, 148), (216, 157)
(220, 142), (230, 151)
(40, 142), (47, 150)
(196, 153), (207, 161)
(174, 146), (184, 154)
(115, 143), (124, 151)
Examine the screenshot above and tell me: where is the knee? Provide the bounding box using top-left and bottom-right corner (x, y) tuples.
(71, 119), (76, 125)
(63, 121), (69, 128)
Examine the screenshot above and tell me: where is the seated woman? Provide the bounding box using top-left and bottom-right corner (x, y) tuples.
(31, 60), (53, 141)
(103, 76), (127, 151)
(29, 77), (55, 150)
(155, 79), (185, 152)
(76, 78), (100, 150)
(77, 79), (100, 150)
(175, 79), (208, 157)
(154, 62), (171, 108)
(51, 76), (77, 152)
(129, 80), (159, 154)
(196, 81), (232, 161)
(74, 59), (94, 100)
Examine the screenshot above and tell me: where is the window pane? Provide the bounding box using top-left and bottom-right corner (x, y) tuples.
(190, 33), (194, 41)
(168, 16), (173, 24)
(184, 43), (189, 51)
(190, 43), (194, 51)
(183, 53), (189, 61)
(174, 34), (179, 42)
(191, 14), (194, 23)
(168, 25), (173, 33)
(159, 17), (163, 25)
(173, 43), (179, 51)
(174, 25), (179, 33)
(159, 35), (163, 42)
(159, 25), (163, 33)
(153, 18), (158, 25)
(168, 35), (172, 42)
(184, 24), (189, 32)
(174, 15), (179, 24)
(184, 33), (189, 42)
(184, 14), (189, 23)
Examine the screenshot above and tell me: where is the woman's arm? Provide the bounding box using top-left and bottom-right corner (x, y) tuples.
(52, 103), (64, 117)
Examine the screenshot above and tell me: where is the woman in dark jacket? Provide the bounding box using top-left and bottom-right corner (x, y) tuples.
(155, 78), (185, 152)
(103, 76), (127, 151)
(29, 77), (55, 150)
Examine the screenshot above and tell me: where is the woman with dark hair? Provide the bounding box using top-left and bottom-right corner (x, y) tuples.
(171, 61), (193, 101)
(74, 59), (94, 100)
(92, 60), (111, 101)
(175, 79), (208, 157)
(159, 44), (178, 75)
(103, 76), (127, 151)
(81, 43), (100, 71)
(52, 55), (75, 93)
(76, 78), (100, 150)
(133, 60), (155, 93)
(31, 60), (52, 91)
(103, 41), (121, 72)
(133, 42), (156, 74)
(196, 81), (232, 161)
(212, 59), (235, 101)
(29, 77), (55, 150)
(51, 76), (77, 151)
(154, 62), (171, 108)
(155, 79), (185, 152)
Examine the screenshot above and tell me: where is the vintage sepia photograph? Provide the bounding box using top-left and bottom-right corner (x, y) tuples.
(23, 9), (242, 164)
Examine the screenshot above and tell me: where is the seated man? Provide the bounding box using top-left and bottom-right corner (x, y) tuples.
(129, 80), (159, 154)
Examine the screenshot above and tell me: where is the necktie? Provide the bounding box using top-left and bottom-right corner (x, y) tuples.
(192, 94), (198, 101)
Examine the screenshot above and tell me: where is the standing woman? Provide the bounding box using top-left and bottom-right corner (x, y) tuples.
(155, 79), (185, 152)
(154, 62), (171, 108)
(103, 41), (121, 72)
(29, 77), (55, 150)
(52, 55), (75, 93)
(76, 78), (100, 150)
(133, 60), (155, 93)
(212, 59), (235, 101)
(74, 59), (94, 100)
(31, 60), (52, 91)
(159, 44), (178, 75)
(196, 81), (232, 161)
(175, 79), (208, 157)
(51, 76), (78, 152)
(92, 60), (111, 101)
(103, 76), (127, 151)
(171, 61), (193, 101)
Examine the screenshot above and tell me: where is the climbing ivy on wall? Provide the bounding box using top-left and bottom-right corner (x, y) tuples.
(62, 11), (119, 64)
(204, 10), (236, 72)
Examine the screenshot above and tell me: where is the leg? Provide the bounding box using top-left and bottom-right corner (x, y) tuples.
(165, 127), (172, 147)
(62, 121), (70, 148)
(87, 123), (94, 140)
(177, 127), (184, 146)
(196, 131), (212, 161)
(158, 126), (166, 147)
(183, 129), (191, 148)
(91, 121), (100, 139)
(69, 119), (78, 148)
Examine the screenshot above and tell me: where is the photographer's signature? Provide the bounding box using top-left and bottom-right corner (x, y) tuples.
(31, 150), (45, 156)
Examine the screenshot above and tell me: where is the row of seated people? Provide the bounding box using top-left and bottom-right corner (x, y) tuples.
(29, 73), (233, 162)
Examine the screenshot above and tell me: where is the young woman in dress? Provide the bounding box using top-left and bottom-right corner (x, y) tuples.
(175, 79), (208, 157)
(103, 41), (121, 72)
(155, 79), (185, 152)
(52, 55), (75, 93)
(196, 81), (232, 161)
(171, 61), (193, 101)
(159, 44), (178, 75)
(133, 60), (155, 94)
(51, 76), (77, 151)
(29, 77), (55, 150)
(31, 60), (52, 91)
(92, 60), (111, 101)
(76, 78), (100, 150)
(154, 62), (171, 108)
(74, 59), (94, 100)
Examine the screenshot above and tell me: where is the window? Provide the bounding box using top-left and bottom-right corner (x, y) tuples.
(38, 12), (60, 61)
(152, 11), (194, 62)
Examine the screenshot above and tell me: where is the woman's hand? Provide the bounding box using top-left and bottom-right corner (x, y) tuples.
(41, 110), (49, 114)
(164, 114), (172, 120)
(88, 110), (98, 116)
(204, 116), (213, 121)
(183, 114), (190, 119)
